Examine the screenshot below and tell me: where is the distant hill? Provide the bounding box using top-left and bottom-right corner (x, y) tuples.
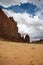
(32, 39), (43, 43)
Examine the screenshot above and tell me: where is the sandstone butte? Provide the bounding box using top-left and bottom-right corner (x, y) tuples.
(0, 8), (30, 43)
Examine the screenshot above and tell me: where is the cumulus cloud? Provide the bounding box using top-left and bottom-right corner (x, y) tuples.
(0, 0), (43, 19)
(3, 9), (43, 42)
(0, 0), (43, 8)
(0, 0), (43, 18)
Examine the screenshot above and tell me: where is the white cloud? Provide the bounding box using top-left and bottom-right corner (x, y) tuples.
(3, 9), (43, 42)
(0, 0), (43, 20)
(0, 0), (43, 19)
(0, 0), (43, 8)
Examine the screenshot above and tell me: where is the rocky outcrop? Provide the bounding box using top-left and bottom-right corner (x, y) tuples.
(0, 8), (30, 43)
(32, 39), (43, 43)
(25, 35), (30, 43)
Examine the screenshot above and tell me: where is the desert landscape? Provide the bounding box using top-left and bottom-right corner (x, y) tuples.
(0, 39), (43, 65)
(0, 1), (43, 65)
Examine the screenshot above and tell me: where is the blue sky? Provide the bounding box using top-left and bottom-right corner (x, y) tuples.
(0, 3), (39, 16)
(0, 0), (43, 42)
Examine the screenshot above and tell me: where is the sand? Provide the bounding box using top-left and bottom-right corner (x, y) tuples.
(0, 40), (43, 65)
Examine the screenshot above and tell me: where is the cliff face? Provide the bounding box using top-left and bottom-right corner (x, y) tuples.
(0, 9), (18, 38)
(0, 9), (30, 42)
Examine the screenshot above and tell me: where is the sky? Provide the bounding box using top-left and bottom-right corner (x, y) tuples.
(0, 0), (43, 42)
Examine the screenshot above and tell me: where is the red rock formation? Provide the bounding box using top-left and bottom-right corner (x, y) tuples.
(25, 35), (30, 43)
(0, 9), (18, 38)
(0, 8), (30, 43)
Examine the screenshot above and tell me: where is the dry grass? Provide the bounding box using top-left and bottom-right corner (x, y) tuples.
(0, 40), (43, 65)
